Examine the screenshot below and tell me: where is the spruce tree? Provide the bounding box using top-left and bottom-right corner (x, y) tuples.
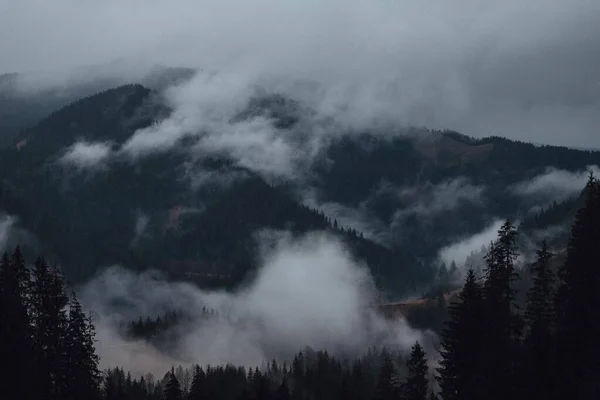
(525, 241), (555, 335)
(449, 261), (458, 278)
(165, 368), (183, 400)
(64, 291), (101, 400)
(436, 269), (483, 400)
(104, 368), (119, 400)
(30, 258), (70, 399)
(0, 249), (36, 400)
(480, 221), (521, 400)
(555, 174), (600, 398)
(254, 370), (273, 400)
(275, 378), (291, 400)
(522, 241), (555, 399)
(402, 342), (429, 400)
(373, 352), (399, 400)
(189, 365), (205, 400)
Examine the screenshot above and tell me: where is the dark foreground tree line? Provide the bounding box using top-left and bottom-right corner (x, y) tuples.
(0, 252), (100, 400)
(102, 344), (431, 400)
(0, 245), (433, 400)
(2, 174), (600, 399)
(437, 173), (600, 400)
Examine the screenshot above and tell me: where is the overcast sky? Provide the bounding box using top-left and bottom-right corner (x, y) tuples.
(1, 0), (599, 147)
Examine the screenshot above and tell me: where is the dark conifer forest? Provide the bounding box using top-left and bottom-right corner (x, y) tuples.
(3, 175), (600, 399)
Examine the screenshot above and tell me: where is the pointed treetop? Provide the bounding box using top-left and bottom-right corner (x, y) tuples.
(587, 168), (595, 184)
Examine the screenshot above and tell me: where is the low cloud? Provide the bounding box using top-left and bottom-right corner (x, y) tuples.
(391, 178), (485, 224)
(129, 212), (150, 247)
(302, 190), (391, 245)
(0, 214), (15, 252)
(511, 165), (600, 203)
(0, 214), (36, 254)
(438, 219), (504, 270)
(301, 178), (485, 248)
(118, 71), (330, 182)
(3, 0), (600, 148)
(80, 232), (430, 376)
(59, 141), (113, 170)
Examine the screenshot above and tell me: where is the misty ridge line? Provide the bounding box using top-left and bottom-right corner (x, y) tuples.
(3, 0), (600, 148)
(46, 72), (600, 260)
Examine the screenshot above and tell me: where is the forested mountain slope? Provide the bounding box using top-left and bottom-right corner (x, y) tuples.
(0, 85), (426, 294)
(0, 67), (195, 146)
(1, 82), (599, 297)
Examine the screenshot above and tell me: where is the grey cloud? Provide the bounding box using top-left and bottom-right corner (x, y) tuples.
(2, 0), (599, 147)
(58, 141), (113, 169)
(117, 71), (331, 181)
(301, 179), (484, 247)
(511, 165), (600, 203)
(80, 232), (430, 375)
(130, 212), (150, 247)
(437, 218), (561, 279)
(0, 213), (36, 254)
(391, 178), (485, 224)
(438, 219), (504, 271)
(302, 191), (391, 245)
(0, 214), (15, 252)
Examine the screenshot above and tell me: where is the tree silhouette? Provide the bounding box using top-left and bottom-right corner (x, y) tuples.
(523, 241), (555, 399)
(164, 368), (183, 400)
(555, 174), (600, 398)
(437, 269), (483, 400)
(402, 342), (429, 400)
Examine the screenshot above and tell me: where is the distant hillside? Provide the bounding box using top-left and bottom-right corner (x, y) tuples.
(313, 132), (600, 257)
(1, 83), (599, 297)
(0, 67), (195, 146)
(0, 84), (427, 296)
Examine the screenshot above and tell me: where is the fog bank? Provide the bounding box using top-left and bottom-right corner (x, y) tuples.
(81, 232), (430, 376)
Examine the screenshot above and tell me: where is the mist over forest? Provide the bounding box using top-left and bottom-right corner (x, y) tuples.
(1, 1), (600, 399)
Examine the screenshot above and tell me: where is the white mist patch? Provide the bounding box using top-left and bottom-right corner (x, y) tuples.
(438, 219), (504, 270)
(0, 214), (35, 254)
(121, 71), (255, 158)
(511, 165), (600, 203)
(59, 141), (113, 169)
(0, 214), (16, 252)
(302, 190), (391, 245)
(120, 71), (328, 182)
(394, 178), (485, 219)
(81, 232), (428, 376)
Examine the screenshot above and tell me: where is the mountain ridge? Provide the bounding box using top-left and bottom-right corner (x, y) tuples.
(1, 82), (598, 298)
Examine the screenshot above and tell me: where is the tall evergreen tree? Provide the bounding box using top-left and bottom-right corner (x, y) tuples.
(275, 377), (291, 400)
(373, 352), (399, 400)
(402, 342), (429, 400)
(165, 368), (183, 400)
(103, 368), (120, 400)
(449, 262), (458, 278)
(523, 241), (555, 399)
(554, 174), (600, 398)
(525, 241), (555, 335)
(0, 249), (36, 400)
(189, 365), (205, 400)
(64, 291), (101, 400)
(480, 220), (521, 400)
(436, 269), (483, 400)
(30, 258), (70, 399)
